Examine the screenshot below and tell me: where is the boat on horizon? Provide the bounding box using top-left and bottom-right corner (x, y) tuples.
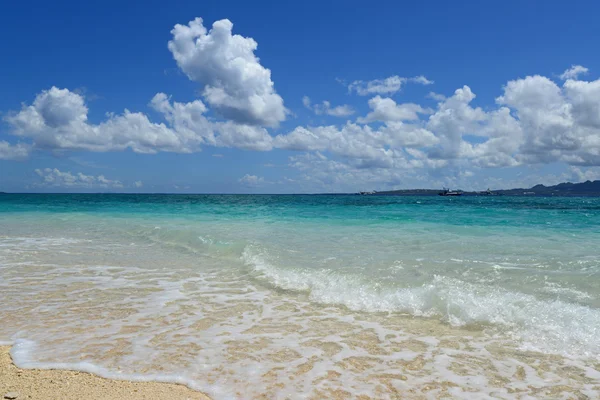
(438, 188), (463, 196)
(478, 188), (496, 195)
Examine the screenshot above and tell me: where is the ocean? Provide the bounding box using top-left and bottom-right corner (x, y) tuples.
(1, 194), (599, 399)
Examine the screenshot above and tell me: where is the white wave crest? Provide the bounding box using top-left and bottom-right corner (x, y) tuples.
(242, 245), (600, 358)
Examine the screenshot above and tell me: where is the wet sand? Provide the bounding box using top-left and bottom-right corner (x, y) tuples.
(0, 346), (211, 400)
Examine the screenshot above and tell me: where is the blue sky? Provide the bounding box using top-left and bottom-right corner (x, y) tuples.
(2, 0), (600, 193)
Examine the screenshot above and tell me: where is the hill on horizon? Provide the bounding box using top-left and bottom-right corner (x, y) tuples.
(374, 180), (600, 196)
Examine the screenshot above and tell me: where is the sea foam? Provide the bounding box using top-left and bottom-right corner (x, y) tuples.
(242, 245), (600, 358)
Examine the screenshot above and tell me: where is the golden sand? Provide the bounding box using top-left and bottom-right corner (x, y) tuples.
(0, 346), (211, 400)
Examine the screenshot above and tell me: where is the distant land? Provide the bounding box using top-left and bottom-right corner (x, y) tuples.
(2, 181), (600, 196)
(371, 180), (600, 197)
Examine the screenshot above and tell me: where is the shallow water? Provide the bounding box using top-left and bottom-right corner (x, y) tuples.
(1, 194), (599, 398)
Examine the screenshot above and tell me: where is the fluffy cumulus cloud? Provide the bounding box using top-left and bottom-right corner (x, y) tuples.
(493, 74), (600, 166)
(0, 141), (30, 160)
(347, 75), (433, 96)
(168, 18), (286, 127)
(34, 168), (124, 189)
(6, 87), (192, 153)
(3, 14), (600, 191)
(303, 96), (354, 117)
(273, 120), (439, 170)
(276, 67), (600, 189)
(3, 88), (276, 154)
(564, 78), (600, 130)
(425, 86), (488, 160)
(8, 64), (600, 190)
(213, 121), (273, 151)
(357, 96), (431, 123)
(496, 76), (573, 162)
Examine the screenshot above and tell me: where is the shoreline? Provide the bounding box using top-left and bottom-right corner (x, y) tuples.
(0, 346), (211, 400)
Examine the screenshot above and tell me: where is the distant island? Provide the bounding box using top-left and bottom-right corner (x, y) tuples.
(2, 181), (600, 196)
(368, 180), (600, 197)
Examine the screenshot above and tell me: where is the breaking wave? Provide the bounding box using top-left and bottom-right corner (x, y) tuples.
(242, 245), (600, 358)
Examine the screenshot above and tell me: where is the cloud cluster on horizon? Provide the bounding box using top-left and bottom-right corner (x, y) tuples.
(238, 174), (267, 187)
(2, 16), (600, 191)
(33, 168), (127, 189)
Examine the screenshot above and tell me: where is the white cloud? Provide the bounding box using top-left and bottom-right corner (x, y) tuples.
(34, 168), (124, 189)
(287, 152), (447, 193)
(411, 76), (434, 85)
(568, 166), (600, 182)
(378, 123), (440, 148)
(3, 15), (600, 190)
(8, 69), (600, 179)
(496, 75), (576, 162)
(560, 65), (589, 80)
(302, 96), (312, 109)
(168, 18), (286, 127)
(347, 75), (433, 96)
(466, 108), (522, 168)
(149, 92), (209, 138)
(238, 174), (266, 187)
(303, 96), (354, 117)
(274, 120), (438, 169)
(317, 102), (355, 118)
(133, 181), (143, 188)
(357, 96), (431, 123)
(427, 92), (446, 101)
(5, 87), (275, 154)
(6, 87), (191, 154)
(150, 92), (274, 151)
(213, 121), (273, 151)
(0, 141), (30, 160)
(563, 78), (600, 129)
(348, 76), (406, 96)
(424, 86), (485, 159)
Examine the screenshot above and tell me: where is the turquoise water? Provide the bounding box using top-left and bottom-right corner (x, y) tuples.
(1, 194), (599, 398)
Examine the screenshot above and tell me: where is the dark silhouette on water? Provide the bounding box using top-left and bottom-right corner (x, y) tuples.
(373, 180), (600, 197)
(438, 188), (463, 196)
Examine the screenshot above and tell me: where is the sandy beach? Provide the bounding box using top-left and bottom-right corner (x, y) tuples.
(0, 346), (211, 400)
